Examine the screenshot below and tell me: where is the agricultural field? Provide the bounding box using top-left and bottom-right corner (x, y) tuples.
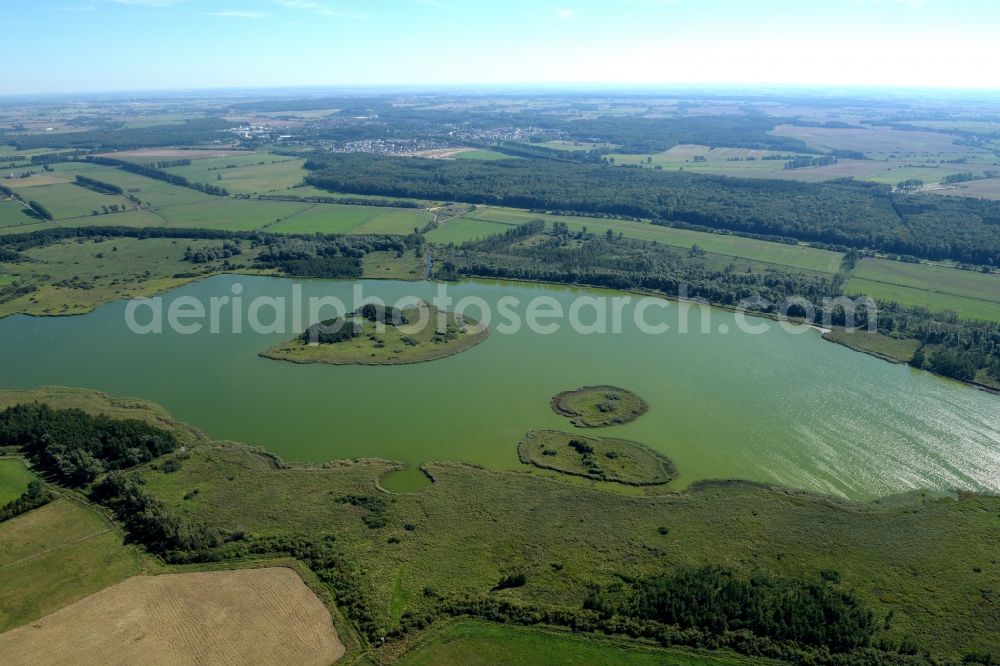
(396, 620), (762, 666)
(267, 202), (433, 235)
(459, 206), (844, 273)
(426, 215), (514, 244)
(148, 198), (312, 230)
(161, 153), (309, 194)
(53, 162), (216, 207)
(453, 149), (514, 161)
(538, 140), (618, 151)
(768, 124), (978, 157)
(0, 198), (35, 228)
(0, 459), (34, 505)
(847, 257), (1000, 323)
(0, 568), (344, 666)
(3, 179), (137, 220)
(0, 499), (143, 632)
(928, 177), (1000, 200)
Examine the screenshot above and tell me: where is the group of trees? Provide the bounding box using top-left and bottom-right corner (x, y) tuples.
(183, 241), (242, 264)
(27, 200), (53, 220)
(301, 317), (361, 344)
(91, 471), (221, 555)
(584, 566), (875, 652)
(74, 174), (124, 195)
(0, 480), (55, 522)
(304, 152), (1000, 264)
(0, 404), (179, 487)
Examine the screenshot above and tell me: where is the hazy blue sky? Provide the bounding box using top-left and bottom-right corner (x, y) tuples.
(6, 0), (999, 94)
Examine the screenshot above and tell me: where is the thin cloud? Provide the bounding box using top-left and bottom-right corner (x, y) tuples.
(272, 0), (367, 19)
(106, 0), (189, 6)
(208, 10), (269, 19)
(557, 8), (574, 21)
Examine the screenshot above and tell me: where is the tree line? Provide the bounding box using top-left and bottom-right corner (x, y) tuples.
(303, 152), (1000, 264)
(87, 156), (229, 197)
(74, 174), (124, 195)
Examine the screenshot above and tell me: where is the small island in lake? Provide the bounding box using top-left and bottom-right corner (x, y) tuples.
(518, 430), (675, 486)
(261, 302), (488, 365)
(550, 385), (648, 428)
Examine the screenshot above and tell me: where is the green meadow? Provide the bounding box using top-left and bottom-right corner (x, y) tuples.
(5, 180), (136, 220)
(267, 203), (433, 235)
(0, 459), (35, 505)
(848, 257), (1000, 322)
(460, 207), (844, 273)
(426, 216), (515, 244)
(163, 154), (310, 195)
(396, 620), (764, 666)
(0, 499), (142, 632)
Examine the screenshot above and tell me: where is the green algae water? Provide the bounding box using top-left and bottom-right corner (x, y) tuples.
(1, 275), (998, 498)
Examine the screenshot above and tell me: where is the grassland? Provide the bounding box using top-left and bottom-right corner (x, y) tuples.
(395, 619), (763, 666)
(0, 459), (35, 505)
(0, 499), (143, 632)
(550, 385), (648, 428)
(847, 257), (1000, 323)
(0, 568), (344, 666)
(459, 206), (845, 273)
(267, 202), (433, 235)
(518, 430), (675, 486)
(426, 216), (515, 244)
(0, 198), (35, 229)
(162, 154), (310, 195)
(262, 305), (488, 366)
(134, 441), (1000, 659)
(822, 329), (921, 365)
(362, 250), (427, 280)
(0, 236), (267, 317)
(4, 180), (137, 220)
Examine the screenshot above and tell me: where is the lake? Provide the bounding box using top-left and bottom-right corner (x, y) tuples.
(1, 274), (998, 498)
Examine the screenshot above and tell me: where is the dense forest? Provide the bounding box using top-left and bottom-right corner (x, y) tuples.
(5, 117), (233, 151)
(304, 153), (1000, 264)
(0, 404), (178, 487)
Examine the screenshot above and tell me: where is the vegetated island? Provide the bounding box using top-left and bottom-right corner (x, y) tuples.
(550, 385), (649, 428)
(261, 302), (489, 366)
(518, 429), (676, 486)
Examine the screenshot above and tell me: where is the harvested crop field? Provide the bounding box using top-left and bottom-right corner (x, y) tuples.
(0, 567), (344, 666)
